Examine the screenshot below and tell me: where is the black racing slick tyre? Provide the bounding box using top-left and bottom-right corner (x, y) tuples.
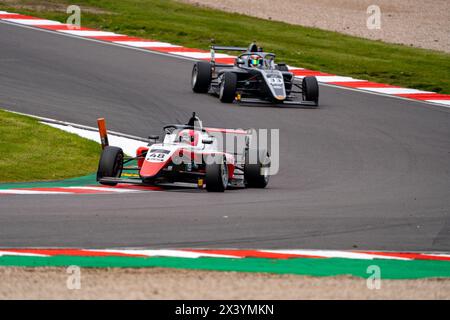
(302, 76), (319, 105)
(192, 61), (212, 93)
(97, 146), (124, 186)
(244, 149), (270, 188)
(205, 156), (228, 192)
(219, 72), (237, 103)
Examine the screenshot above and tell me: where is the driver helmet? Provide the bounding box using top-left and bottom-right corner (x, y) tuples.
(178, 129), (199, 146)
(249, 54), (262, 68)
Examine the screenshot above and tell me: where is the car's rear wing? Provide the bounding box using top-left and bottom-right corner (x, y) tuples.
(211, 43), (258, 70)
(210, 46), (247, 51)
(210, 45), (246, 69)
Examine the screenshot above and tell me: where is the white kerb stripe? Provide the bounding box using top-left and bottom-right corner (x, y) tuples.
(86, 249), (241, 259)
(287, 66), (305, 70)
(0, 11), (15, 14)
(428, 253), (450, 258)
(261, 249), (411, 260)
(0, 250), (49, 257)
(357, 87), (433, 95)
(426, 100), (450, 106)
(3, 18), (62, 25)
(0, 189), (72, 194)
(58, 30), (123, 37)
(114, 41), (181, 48)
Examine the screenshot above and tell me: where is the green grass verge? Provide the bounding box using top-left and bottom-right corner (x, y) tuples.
(0, 109), (99, 182)
(1, 0), (449, 93)
(1, 255), (449, 279)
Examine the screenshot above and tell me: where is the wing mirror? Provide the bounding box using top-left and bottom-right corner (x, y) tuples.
(236, 58), (244, 66)
(148, 135), (159, 144)
(202, 138), (214, 144)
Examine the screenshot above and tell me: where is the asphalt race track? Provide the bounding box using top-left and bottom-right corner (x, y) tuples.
(0, 22), (449, 251)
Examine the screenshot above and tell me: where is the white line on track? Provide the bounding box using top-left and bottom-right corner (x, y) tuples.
(58, 30), (121, 37)
(41, 122), (148, 156)
(318, 82), (450, 111)
(0, 189), (71, 194)
(2, 18), (62, 25)
(113, 41), (181, 48)
(426, 100), (450, 106)
(358, 87), (432, 95)
(5, 109), (150, 142)
(313, 76), (367, 83)
(0, 19), (198, 62)
(170, 52), (232, 59)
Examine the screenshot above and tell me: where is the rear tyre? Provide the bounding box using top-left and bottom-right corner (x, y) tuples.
(219, 72), (237, 103)
(192, 61), (212, 93)
(97, 146), (124, 186)
(244, 149), (270, 188)
(205, 155), (228, 192)
(302, 76), (319, 105)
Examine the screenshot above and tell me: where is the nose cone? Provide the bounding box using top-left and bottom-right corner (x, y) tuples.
(140, 160), (166, 179)
(275, 95), (286, 100)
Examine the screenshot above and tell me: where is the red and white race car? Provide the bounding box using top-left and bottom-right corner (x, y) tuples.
(96, 113), (270, 192)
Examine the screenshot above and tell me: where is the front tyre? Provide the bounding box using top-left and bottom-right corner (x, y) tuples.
(219, 72), (237, 103)
(192, 61), (212, 93)
(302, 76), (319, 106)
(205, 155), (228, 192)
(97, 146), (124, 186)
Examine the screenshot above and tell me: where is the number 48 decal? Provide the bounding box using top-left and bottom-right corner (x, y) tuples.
(147, 152), (167, 161)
